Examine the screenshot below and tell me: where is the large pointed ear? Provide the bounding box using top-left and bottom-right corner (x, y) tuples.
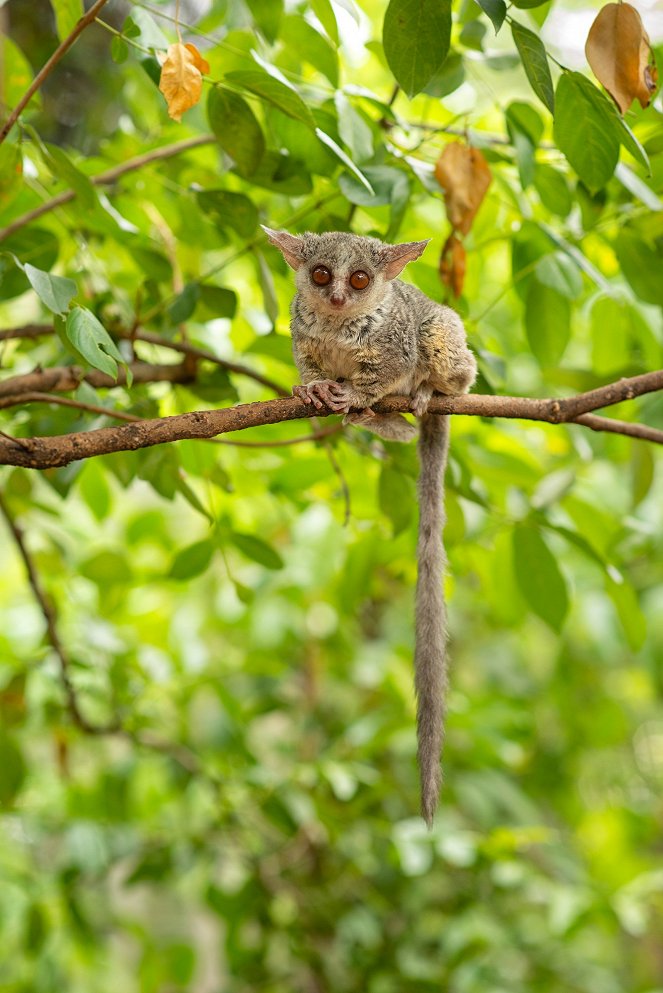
(381, 239), (430, 280)
(261, 226), (306, 270)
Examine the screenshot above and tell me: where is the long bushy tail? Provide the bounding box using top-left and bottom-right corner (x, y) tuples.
(415, 412), (450, 827)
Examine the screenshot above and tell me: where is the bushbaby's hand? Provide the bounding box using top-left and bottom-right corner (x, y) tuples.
(293, 380), (353, 413)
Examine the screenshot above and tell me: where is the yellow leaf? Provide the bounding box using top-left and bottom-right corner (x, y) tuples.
(434, 143), (492, 236)
(184, 42), (210, 76)
(159, 42), (204, 122)
(585, 3), (658, 115)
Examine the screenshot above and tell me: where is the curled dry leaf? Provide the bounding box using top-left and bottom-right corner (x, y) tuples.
(184, 43), (211, 76)
(585, 3), (657, 115)
(434, 143), (492, 236)
(159, 42), (210, 122)
(439, 234), (466, 298)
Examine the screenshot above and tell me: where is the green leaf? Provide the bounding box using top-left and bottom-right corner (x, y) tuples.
(535, 252), (582, 299)
(40, 141), (97, 209)
(23, 264), (77, 315)
(0, 731), (26, 807)
(49, 0), (83, 39)
(605, 577), (646, 652)
(524, 280), (571, 367)
(281, 15), (339, 86)
(383, 0), (452, 98)
(614, 231), (663, 306)
(311, 0), (339, 43)
(245, 0), (283, 42)
(81, 551), (132, 586)
(195, 190), (259, 237)
(590, 296), (631, 375)
(235, 149), (312, 196)
(170, 540), (215, 581)
(65, 306), (125, 378)
(423, 50), (465, 97)
(512, 525), (569, 631)
(168, 282), (200, 324)
(379, 467), (414, 535)
(226, 70), (315, 127)
(511, 0), (549, 7)
(111, 36), (129, 64)
(334, 92), (374, 163)
(476, 0), (507, 32)
(533, 163), (572, 216)
(231, 533), (284, 570)
(511, 21), (554, 114)
(197, 285), (237, 319)
(315, 129), (375, 195)
(1, 37), (38, 110)
(207, 86), (265, 177)
(553, 73), (620, 192)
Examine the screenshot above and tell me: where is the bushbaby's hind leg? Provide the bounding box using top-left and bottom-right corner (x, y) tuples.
(344, 410), (417, 442)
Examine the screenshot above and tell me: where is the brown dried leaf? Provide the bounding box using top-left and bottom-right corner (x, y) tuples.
(439, 234), (466, 298)
(585, 3), (657, 114)
(159, 42), (204, 122)
(434, 143), (492, 236)
(184, 42), (210, 76)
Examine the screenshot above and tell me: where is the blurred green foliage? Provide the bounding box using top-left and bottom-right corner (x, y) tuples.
(1, 0), (663, 990)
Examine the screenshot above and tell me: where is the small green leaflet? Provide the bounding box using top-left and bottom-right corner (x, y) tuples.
(511, 21), (554, 114)
(512, 525), (569, 631)
(315, 129), (375, 194)
(23, 264), (77, 315)
(231, 532), (284, 570)
(65, 306), (125, 379)
(475, 0), (506, 34)
(383, 0), (452, 98)
(207, 87), (265, 177)
(169, 540), (215, 581)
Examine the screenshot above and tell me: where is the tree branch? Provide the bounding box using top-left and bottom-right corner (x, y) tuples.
(0, 324), (287, 395)
(0, 360), (195, 399)
(0, 135), (216, 242)
(0, 370), (661, 469)
(0, 0), (112, 145)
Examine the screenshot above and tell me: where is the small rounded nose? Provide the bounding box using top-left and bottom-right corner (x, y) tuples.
(330, 294), (346, 307)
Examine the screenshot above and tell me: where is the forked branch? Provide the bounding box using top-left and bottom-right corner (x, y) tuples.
(0, 369), (661, 469)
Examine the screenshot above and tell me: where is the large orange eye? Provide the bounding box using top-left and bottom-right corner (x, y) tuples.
(350, 270), (370, 290)
(312, 265), (331, 286)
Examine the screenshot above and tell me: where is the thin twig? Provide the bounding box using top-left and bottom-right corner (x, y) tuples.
(0, 0), (112, 144)
(0, 491), (118, 733)
(0, 369), (661, 470)
(0, 391), (144, 421)
(0, 135), (216, 242)
(322, 438), (351, 525)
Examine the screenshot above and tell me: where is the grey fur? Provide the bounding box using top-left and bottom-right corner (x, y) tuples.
(264, 227), (477, 825)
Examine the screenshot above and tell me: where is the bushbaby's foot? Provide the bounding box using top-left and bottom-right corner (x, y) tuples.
(410, 387), (433, 417)
(345, 411), (417, 442)
(293, 380), (353, 413)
